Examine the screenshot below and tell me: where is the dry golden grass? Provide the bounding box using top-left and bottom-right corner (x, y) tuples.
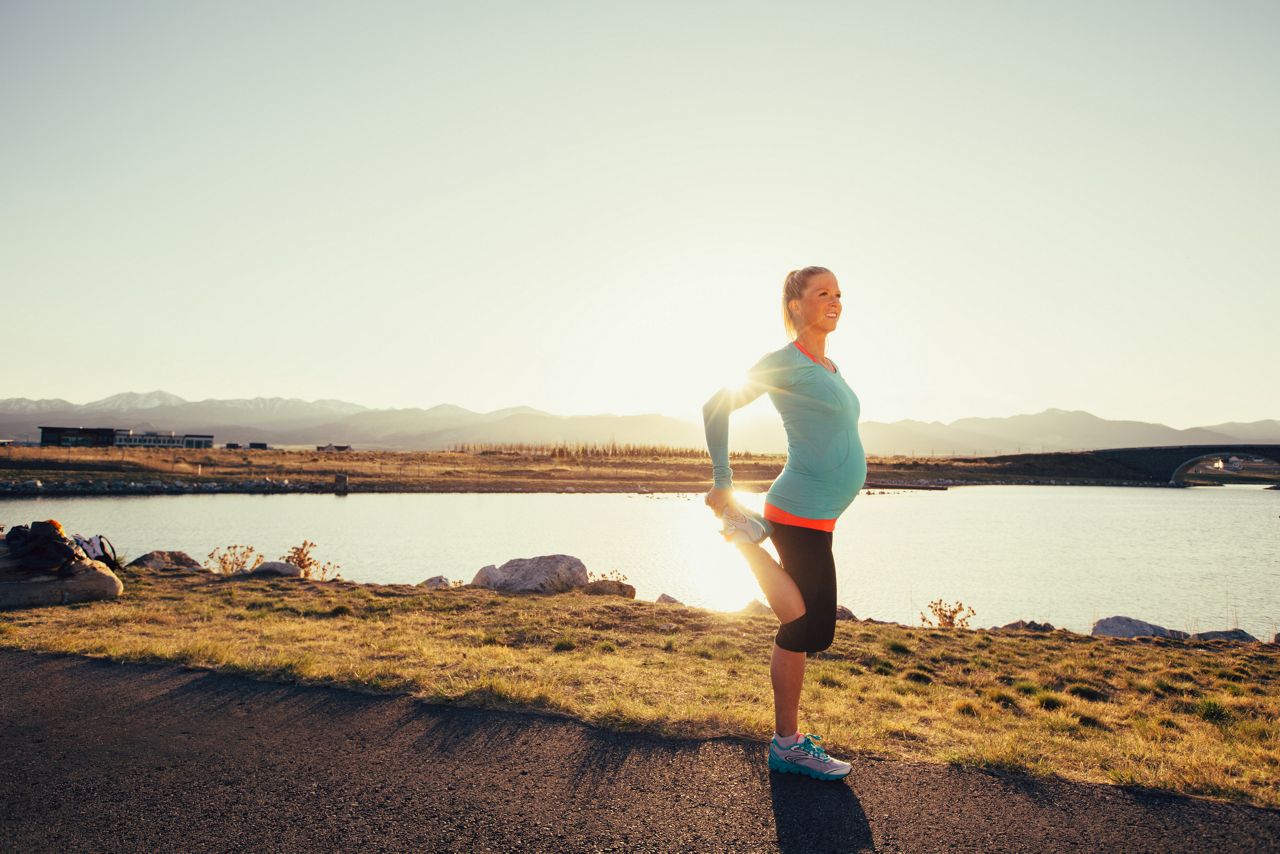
(2, 567), (1277, 808)
(6, 444), (1243, 492)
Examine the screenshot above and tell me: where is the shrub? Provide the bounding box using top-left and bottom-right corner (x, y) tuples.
(884, 640), (912, 655)
(1037, 693), (1065, 711)
(1066, 684), (1109, 703)
(205, 545), (264, 575)
(1195, 699), (1231, 724)
(279, 540), (341, 581)
(988, 690), (1020, 709)
(587, 568), (629, 583)
(919, 598), (976, 629)
(552, 638), (576, 652)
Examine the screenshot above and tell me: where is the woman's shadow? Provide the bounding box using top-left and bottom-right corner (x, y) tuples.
(770, 771), (873, 853)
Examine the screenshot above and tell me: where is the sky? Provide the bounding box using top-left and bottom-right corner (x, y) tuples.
(2, 0), (1277, 429)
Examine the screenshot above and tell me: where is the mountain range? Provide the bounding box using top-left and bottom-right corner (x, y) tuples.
(1, 392), (1277, 456)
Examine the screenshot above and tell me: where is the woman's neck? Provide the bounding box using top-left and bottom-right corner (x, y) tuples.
(795, 331), (827, 360)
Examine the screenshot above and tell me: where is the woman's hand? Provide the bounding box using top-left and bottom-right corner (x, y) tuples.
(704, 486), (734, 518)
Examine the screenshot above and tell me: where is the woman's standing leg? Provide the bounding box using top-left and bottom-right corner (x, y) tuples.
(767, 525), (837, 736)
(771, 643), (806, 736)
(728, 534), (808, 736)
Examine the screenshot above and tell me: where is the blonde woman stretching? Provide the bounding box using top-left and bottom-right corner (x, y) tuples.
(702, 266), (867, 781)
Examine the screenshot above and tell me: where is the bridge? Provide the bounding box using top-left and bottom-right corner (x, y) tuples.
(1091, 444), (1280, 485)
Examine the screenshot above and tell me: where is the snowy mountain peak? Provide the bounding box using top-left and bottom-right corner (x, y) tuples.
(83, 391), (187, 411)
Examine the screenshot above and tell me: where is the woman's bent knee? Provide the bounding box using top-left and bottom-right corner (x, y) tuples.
(775, 612), (834, 653)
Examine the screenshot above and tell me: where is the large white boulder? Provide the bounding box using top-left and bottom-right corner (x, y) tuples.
(471, 554), (588, 594)
(1091, 615), (1188, 639)
(249, 561), (304, 578)
(0, 559), (123, 610)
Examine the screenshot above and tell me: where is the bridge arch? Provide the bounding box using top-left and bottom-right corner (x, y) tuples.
(1168, 452), (1280, 486)
(1091, 444), (1280, 486)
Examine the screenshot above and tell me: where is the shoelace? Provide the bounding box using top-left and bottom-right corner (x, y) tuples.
(796, 733), (831, 761)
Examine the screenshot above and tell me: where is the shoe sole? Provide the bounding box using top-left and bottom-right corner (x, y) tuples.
(767, 752), (850, 781)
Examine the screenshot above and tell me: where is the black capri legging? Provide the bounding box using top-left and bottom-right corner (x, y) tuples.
(769, 522), (837, 654)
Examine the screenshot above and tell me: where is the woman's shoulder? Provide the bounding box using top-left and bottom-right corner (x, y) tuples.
(748, 341), (805, 381)
(755, 340), (804, 368)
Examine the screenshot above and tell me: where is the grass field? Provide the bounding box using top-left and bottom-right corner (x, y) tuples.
(2, 566), (1276, 809)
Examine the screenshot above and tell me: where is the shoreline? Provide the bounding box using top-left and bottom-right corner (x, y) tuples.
(0, 477), (1186, 498)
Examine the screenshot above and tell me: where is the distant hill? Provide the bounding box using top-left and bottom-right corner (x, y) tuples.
(0, 393), (1276, 455)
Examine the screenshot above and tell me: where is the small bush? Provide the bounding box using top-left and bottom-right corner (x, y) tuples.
(280, 540), (341, 581)
(903, 670), (933, 685)
(1013, 680), (1039, 695)
(587, 568), (629, 584)
(553, 638), (576, 652)
(884, 640), (912, 656)
(596, 641), (617, 654)
(919, 598), (976, 629)
(205, 544), (264, 575)
(818, 674), (845, 688)
(955, 700), (979, 717)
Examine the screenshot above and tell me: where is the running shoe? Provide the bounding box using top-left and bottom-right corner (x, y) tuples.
(768, 733), (851, 781)
(720, 502), (773, 545)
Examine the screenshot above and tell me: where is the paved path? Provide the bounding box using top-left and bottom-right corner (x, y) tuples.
(2, 649), (1277, 853)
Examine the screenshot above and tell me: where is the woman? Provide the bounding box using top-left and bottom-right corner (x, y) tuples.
(702, 265), (867, 781)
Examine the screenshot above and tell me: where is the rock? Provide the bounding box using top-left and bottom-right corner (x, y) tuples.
(471, 554), (588, 594)
(835, 605), (856, 621)
(1190, 629), (1258, 643)
(741, 599), (773, 616)
(1091, 616), (1188, 640)
(249, 561), (304, 578)
(418, 575), (452, 590)
(997, 620), (1055, 633)
(127, 550), (205, 572)
(656, 593), (683, 605)
(0, 559), (123, 610)
(582, 579), (636, 598)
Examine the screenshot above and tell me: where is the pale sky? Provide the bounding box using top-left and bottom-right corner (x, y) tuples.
(2, 1), (1277, 429)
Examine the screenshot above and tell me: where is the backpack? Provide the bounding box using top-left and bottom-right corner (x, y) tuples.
(74, 533), (121, 571)
(4, 520), (85, 575)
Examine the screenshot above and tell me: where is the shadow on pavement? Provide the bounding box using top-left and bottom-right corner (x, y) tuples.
(770, 771), (871, 853)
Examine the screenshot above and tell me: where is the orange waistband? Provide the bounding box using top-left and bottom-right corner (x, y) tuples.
(763, 502), (836, 532)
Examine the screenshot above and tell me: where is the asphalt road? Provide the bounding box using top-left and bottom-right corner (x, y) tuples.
(2, 648), (1277, 853)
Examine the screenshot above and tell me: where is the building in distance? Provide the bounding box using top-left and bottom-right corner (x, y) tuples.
(39, 426), (214, 449)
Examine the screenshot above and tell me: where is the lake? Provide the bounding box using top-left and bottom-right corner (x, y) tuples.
(3, 485), (1277, 639)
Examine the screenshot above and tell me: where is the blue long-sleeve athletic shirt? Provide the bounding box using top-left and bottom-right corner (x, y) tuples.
(703, 340), (867, 524)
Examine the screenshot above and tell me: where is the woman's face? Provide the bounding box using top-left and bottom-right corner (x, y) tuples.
(790, 271), (841, 335)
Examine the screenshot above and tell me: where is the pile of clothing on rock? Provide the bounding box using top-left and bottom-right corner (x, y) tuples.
(1, 520), (120, 576)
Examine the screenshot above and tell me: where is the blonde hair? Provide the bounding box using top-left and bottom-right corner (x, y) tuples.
(782, 266), (833, 338)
